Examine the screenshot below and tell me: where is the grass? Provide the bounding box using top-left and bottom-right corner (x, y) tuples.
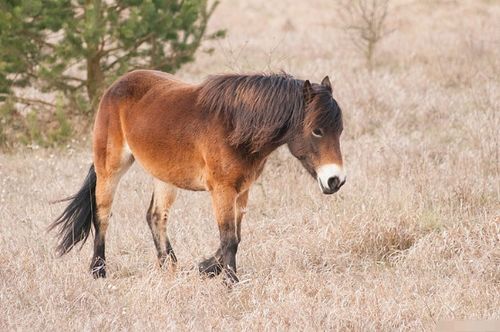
(1, 0), (499, 330)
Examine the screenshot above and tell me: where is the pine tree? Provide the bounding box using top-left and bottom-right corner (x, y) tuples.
(0, 0), (223, 113)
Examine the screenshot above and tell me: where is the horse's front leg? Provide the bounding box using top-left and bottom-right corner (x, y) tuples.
(200, 186), (240, 283)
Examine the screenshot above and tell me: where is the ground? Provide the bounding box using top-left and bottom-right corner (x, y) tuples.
(1, 0), (499, 330)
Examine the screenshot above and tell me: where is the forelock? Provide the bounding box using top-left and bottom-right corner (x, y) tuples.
(304, 87), (342, 132)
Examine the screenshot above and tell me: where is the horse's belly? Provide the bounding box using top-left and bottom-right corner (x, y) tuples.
(146, 157), (207, 191)
(125, 140), (208, 191)
(163, 167), (207, 191)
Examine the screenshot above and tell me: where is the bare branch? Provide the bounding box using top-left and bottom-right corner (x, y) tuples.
(0, 94), (55, 108)
(337, 0), (390, 70)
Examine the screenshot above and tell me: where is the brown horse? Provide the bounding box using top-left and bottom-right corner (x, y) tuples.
(50, 70), (346, 283)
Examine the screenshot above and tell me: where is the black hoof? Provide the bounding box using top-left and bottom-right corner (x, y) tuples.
(199, 256), (222, 277)
(90, 258), (106, 279)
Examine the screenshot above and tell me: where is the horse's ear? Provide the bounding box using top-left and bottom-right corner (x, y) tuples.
(321, 76), (332, 92)
(304, 80), (313, 103)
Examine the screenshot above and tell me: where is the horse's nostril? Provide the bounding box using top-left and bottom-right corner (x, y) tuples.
(327, 176), (340, 190)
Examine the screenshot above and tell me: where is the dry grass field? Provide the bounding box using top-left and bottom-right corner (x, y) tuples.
(1, 0), (499, 330)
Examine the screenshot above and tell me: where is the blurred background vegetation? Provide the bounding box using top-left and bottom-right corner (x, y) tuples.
(0, 0), (224, 149)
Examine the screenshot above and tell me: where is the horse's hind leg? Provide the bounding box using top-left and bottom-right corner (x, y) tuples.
(91, 102), (134, 277)
(146, 179), (178, 270)
(91, 150), (133, 278)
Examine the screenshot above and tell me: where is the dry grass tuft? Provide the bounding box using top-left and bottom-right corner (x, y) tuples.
(1, 0), (499, 330)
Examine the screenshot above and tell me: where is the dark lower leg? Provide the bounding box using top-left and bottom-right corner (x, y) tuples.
(90, 230), (106, 278)
(91, 190), (113, 278)
(90, 194), (110, 278)
(158, 240), (177, 267)
(147, 192), (176, 269)
(220, 235), (239, 283)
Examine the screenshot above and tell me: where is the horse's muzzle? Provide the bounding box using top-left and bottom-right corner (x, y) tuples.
(316, 164), (346, 195)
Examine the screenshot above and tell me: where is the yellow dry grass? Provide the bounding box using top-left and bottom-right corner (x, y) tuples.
(1, 0), (499, 330)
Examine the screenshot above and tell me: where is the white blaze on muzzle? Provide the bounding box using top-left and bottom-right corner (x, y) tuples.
(316, 164), (346, 192)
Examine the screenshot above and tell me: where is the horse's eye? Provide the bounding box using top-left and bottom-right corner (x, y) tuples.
(312, 128), (324, 137)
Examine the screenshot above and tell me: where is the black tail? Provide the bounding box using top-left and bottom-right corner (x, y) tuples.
(49, 165), (97, 256)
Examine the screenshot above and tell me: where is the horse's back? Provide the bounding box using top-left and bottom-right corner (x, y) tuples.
(95, 70), (191, 137)
(104, 70), (184, 104)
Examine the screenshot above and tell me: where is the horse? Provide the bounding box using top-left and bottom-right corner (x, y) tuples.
(50, 70), (346, 284)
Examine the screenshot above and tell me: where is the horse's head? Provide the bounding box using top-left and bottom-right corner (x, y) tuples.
(287, 76), (346, 195)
